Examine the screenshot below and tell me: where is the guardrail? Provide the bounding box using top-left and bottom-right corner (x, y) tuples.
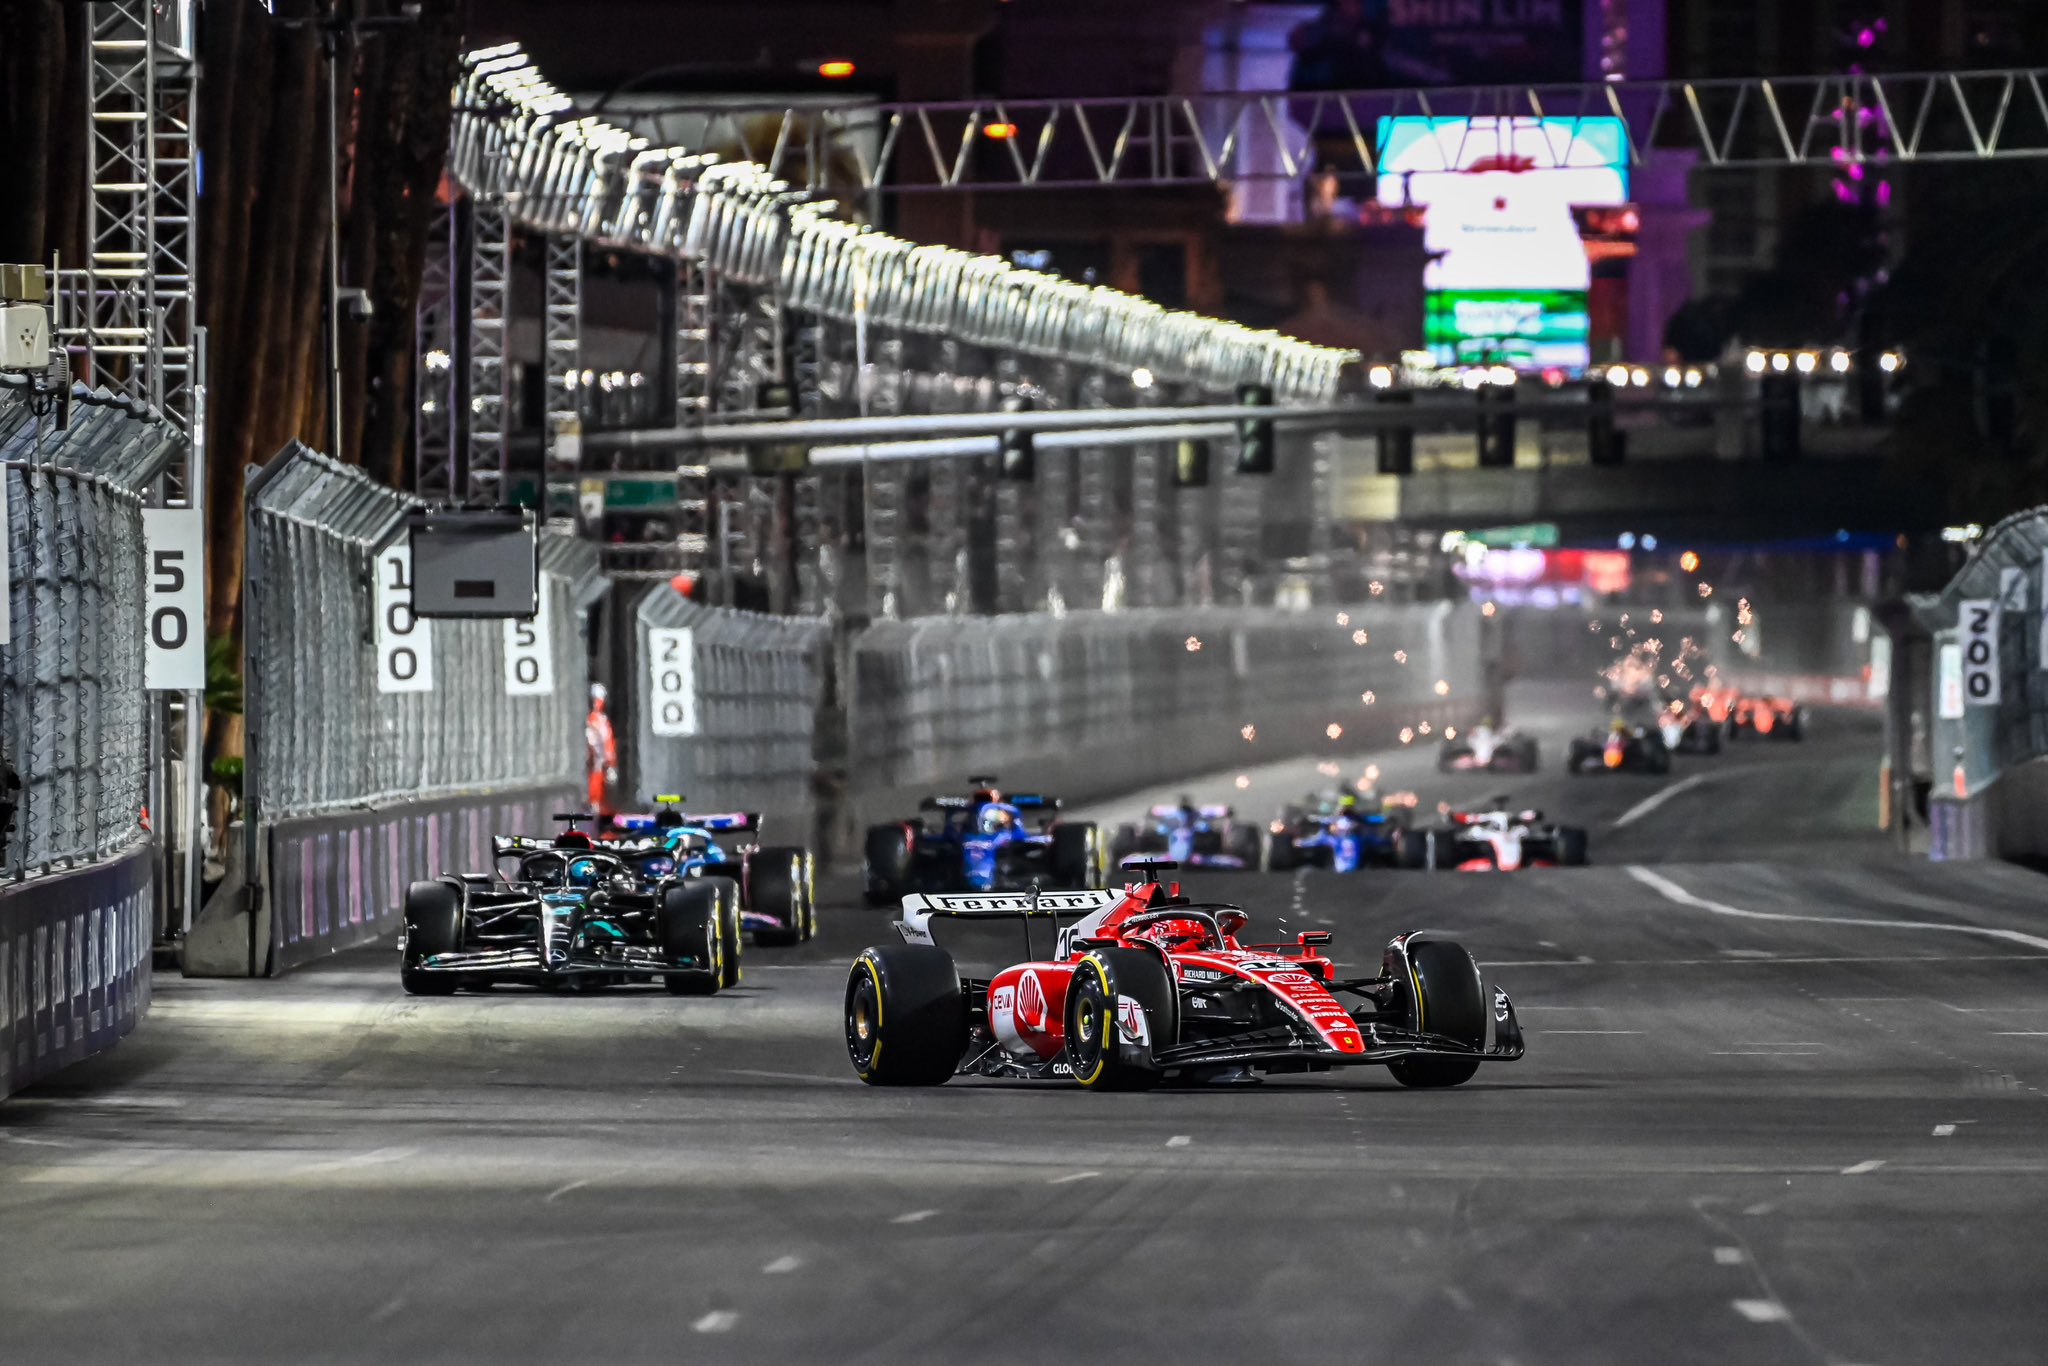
(0, 382), (184, 1097)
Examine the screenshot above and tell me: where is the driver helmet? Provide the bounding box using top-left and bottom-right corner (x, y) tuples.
(566, 856), (603, 888)
(1135, 917), (1212, 954)
(1610, 717), (1629, 733)
(977, 805), (1013, 835)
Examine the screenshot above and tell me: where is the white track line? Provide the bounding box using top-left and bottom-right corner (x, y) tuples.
(1841, 1159), (1886, 1175)
(692, 1311), (740, 1334)
(1613, 773), (1713, 829)
(1625, 866), (2048, 953)
(1732, 1299), (1790, 1323)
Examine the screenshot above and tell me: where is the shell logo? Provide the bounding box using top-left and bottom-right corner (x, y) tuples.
(1016, 970), (1049, 1033)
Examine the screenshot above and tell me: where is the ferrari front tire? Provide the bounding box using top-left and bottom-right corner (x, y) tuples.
(1388, 938), (1485, 1089)
(846, 944), (968, 1085)
(1065, 948), (1176, 1091)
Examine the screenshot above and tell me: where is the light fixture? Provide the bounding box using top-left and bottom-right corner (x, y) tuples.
(982, 122), (1019, 140)
(1770, 352), (1791, 372)
(818, 60), (856, 79)
(1795, 352), (1817, 374)
(1745, 351), (1767, 374)
(1368, 364), (1394, 389)
(1130, 366), (1154, 389)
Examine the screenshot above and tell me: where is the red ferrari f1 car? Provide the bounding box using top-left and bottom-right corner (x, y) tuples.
(844, 866), (1524, 1090)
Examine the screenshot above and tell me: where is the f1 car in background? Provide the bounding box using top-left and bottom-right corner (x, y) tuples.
(1109, 799), (1262, 870)
(609, 797), (816, 947)
(400, 815), (741, 996)
(1659, 698), (1723, 755)
(1437, 721), (1540, 774)
(1566, 719), (1672, 774)
(1266, 789), (1418, 872)
(844, 867), (1524, 1089)
(864, 776), (1103, 906)
(1397, 801), (1588, 871)
(1728, 695), (1804, 740)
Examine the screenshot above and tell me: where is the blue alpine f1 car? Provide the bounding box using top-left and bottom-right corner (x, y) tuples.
(1109, 799), (1263, 870)
(608, 797), (816, 947)
(1266, 790), (1421, 872)
(863, 776), (1104, 906)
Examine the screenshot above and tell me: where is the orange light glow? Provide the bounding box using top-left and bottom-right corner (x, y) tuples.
(1603, 748), (1624, 769)
(818, 60), (857, 79)
(983, 122), (1019, 140)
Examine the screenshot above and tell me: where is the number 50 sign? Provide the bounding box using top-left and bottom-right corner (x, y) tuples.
(142, 509), (205, 691)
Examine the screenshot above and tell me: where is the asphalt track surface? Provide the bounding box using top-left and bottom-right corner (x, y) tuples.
(8, 693), (2048, 1365)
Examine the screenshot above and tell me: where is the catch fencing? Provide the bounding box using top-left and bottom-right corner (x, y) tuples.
(627, 592), (832, 843)
(846, 602), (1478, 825)
(187, 442), (607, 975)
(1910, 508), (2048, 859)
(0, 380), (183, 1098)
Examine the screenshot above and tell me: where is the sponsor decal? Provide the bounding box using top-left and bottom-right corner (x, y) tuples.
(1016, 970), (1050, 1033)
(1494, 987), (1511, 1024)
(1177, 965), (1226, 983)
(1264, 971), (1318, 988)
(1115, 994), (1151, 1046)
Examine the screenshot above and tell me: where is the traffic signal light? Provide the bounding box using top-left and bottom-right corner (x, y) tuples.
(1235, 382), (1275, 474)
(1587, 377), (1623, 466)
(1759, 371), (1801, 462)
(1175, 437), (1210, 488)
(1376, 390), (1413, 476)
(999, 394), (1034, 481)
(1478, 378), (1516, 468)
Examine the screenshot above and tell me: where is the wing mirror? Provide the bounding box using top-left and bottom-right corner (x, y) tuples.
(1216, 909), (1249, 936)
(1296, 930), (1332, 947)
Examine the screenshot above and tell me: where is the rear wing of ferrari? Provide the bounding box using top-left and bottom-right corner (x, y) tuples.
(896, 889), (1123, 947)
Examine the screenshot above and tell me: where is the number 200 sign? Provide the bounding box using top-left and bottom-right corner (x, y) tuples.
(375, 546), (434, 693)
(1960, 597), (1999, 707)
(647, 627), (698, 736)
(142, 509), (205, 691)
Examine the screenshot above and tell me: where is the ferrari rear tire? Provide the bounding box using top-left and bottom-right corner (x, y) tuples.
(1065, 948), (1175, 1091)
(660, 882), (723, 996)
(846, 944), (968, 1085)
(400, 880), (462, 996)
(750, 848), (807, 948)
(1389, 938), (1485, 1089)
(864, 823), (915, 907)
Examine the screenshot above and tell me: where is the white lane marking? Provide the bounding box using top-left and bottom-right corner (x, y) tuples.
(692, 1311), (740, 1334)
(1613, 773), (1712, 829)
(892, 1209), (938, 1224)
(762, 1255), (802, 1274)
(1442, 1286), (1474, 1312)
(1626, 866), (2048, 953)
(296, 1146), (418, 1175)
(1933, 1125), (1956, 1137)
(1732, 1299), (1790, 1324)
(1719, 948), (1774, 959)
(1049, 1171), (1101, 1185)
(1166, 1135), (1192, 1148)
(1841, 1159), (1886, 1176)
(720, 1068), (860, 1085)
(1714, 1247), (1748, 1266)
(1994, 1032), (2048, 1036)
(1743, 1203), (1775, 1216)
(543, 1178), (590, 1204)
(1712, 1050), (1822, 1056)
(369, 1297), (406, 1323)
(1494, 953), (2048, 967)
(1539, 1030), (1643, 1035)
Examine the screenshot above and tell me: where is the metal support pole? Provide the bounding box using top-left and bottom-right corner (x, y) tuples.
(543, 234), (583, 472)
(464, 195), (512, 505)
(414, 203), (456, 499)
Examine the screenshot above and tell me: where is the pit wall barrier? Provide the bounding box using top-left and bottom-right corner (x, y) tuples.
(0, 381), (184, 1097)
(1, 840), (154, 1101)
(187, 443), (607, 977)
(625, 592), (832, 850)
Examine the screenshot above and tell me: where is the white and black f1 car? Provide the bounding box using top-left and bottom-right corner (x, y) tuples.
(1398, 800), (1588, 871)
(844, 867), (1525, 1089)
(400, 816), (743, 996)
